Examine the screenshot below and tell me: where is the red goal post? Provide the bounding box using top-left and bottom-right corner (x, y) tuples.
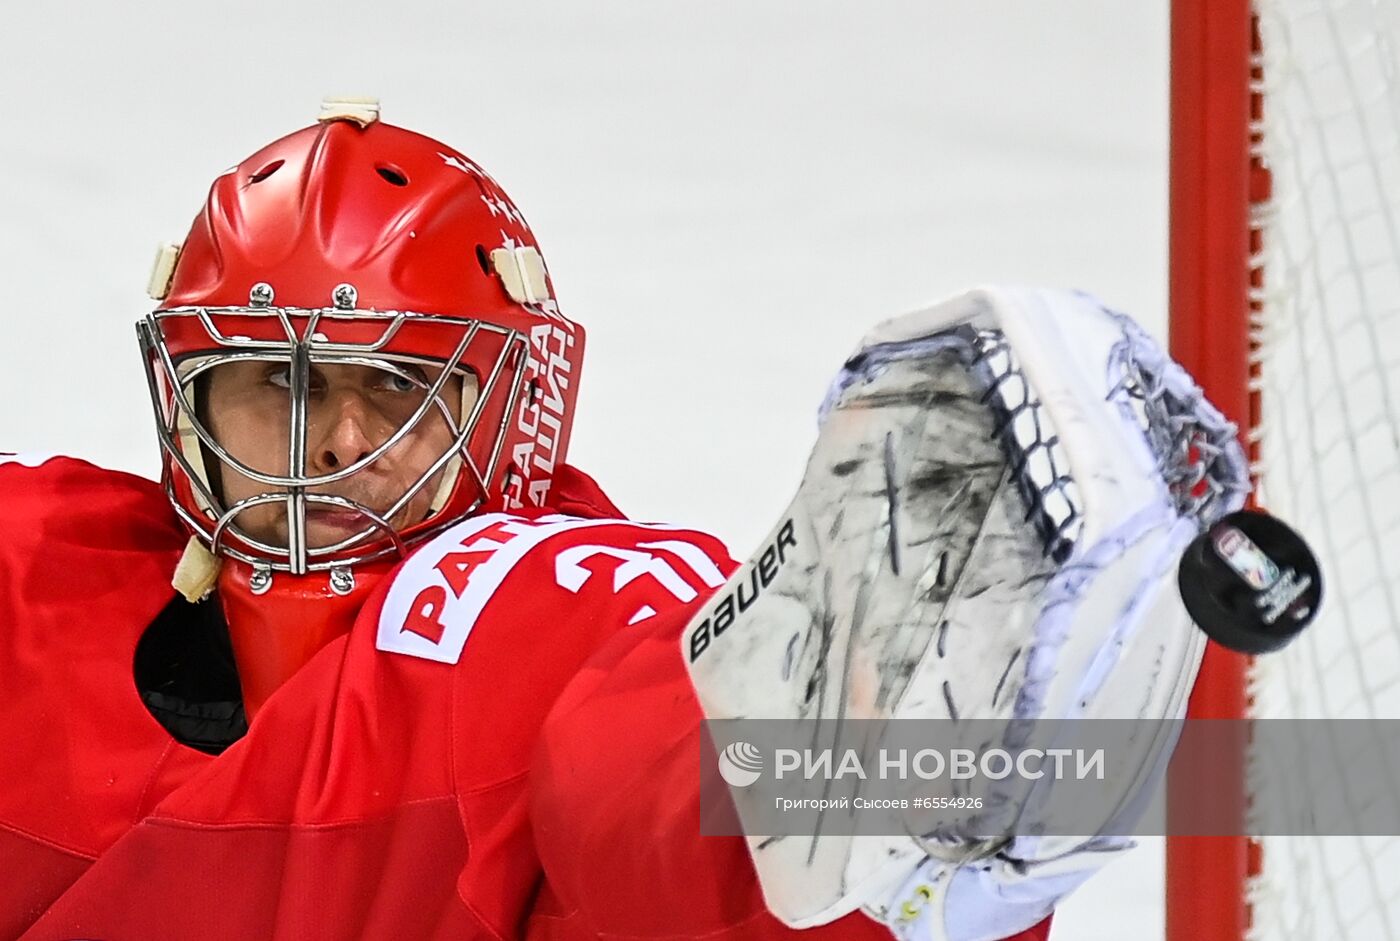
(1167, 2), (1257, 940)
(1168, 2), (1400, 939)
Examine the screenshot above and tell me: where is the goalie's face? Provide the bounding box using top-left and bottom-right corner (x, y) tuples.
(203, 359), (476, 551)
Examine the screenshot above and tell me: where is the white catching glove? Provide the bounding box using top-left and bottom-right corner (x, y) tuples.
(681, 287), (1249, 937)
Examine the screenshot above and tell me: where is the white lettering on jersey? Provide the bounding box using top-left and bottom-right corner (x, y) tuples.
(637, 539), (727, 589)
(555, 540), (728, 625)
(377, 513), (726, 664)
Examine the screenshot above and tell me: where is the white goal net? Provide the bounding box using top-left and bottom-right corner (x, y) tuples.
(1247, 1), (1400, 938)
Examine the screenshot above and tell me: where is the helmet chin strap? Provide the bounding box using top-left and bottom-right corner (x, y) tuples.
(217, 558), (392, 720)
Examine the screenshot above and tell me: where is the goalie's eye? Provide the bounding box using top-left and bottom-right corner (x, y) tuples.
(263, 364), (334, 395)
(377, 367), (428, 394)
(265, 364), (292, 390)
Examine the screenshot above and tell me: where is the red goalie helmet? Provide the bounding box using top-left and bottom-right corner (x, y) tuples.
(140, 99), (584, 579)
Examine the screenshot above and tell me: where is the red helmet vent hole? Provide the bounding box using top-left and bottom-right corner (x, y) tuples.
(376, 164), (410, 187)
(474, 244), (491, 275)
(248, 160), (284, 184)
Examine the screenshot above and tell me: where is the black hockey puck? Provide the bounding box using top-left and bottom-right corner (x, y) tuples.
(1177, 509), (1322, 655)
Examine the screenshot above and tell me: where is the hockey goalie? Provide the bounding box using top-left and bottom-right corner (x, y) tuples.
(0, 100), (1248, 940)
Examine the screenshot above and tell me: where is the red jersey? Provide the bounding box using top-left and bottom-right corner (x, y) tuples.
(0, 455), (1048, 941)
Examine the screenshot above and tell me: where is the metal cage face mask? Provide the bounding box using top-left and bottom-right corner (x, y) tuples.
(139, 285), (529, 577)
